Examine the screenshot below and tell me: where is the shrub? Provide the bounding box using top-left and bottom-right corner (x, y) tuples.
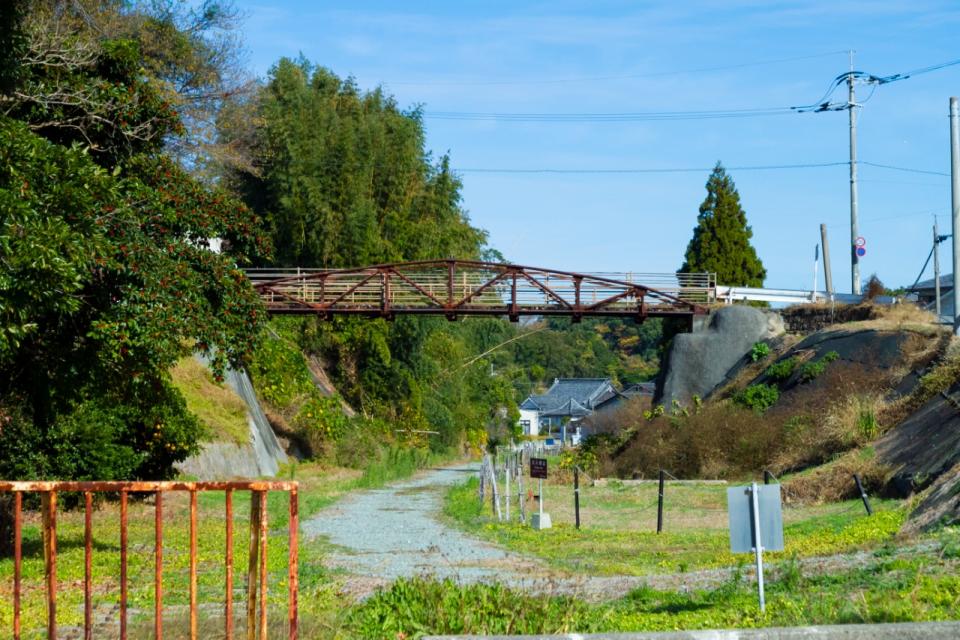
(750, 342), (771, 362)
(611, 403), (781, 478)
(798, 351), (840, 383)
(0, 382), (202, 483)
(733, 384), (780, 413)
(765, 357), (798, 381)
(856, 407), (880, 440)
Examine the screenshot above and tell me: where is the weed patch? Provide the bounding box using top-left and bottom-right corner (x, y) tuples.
(733, 384), (780, 413)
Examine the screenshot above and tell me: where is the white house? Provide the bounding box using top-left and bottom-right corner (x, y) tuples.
(518, 378), (619, 441)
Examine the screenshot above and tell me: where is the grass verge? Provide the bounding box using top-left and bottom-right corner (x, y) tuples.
(444, 476), (908, 576)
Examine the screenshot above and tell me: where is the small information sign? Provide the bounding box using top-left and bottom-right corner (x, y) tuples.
(727, 483), (784, 613)
(530, 457), (548, 479)
(727, 484), (784, 553)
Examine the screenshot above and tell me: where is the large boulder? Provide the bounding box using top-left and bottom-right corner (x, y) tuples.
(656, 305), (784, 409)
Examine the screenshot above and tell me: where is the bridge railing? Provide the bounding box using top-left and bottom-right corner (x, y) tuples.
(245, 267), (717, 310)
(0, 480), (299, 640)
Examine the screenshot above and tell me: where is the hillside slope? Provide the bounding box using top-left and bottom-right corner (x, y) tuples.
(600, 305), (958, 511)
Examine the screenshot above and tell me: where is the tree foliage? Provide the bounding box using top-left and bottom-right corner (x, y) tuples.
(1, 0), (250, 169)
(0, 1), (267, 481)
(229, 58), (486, 268)
(681, 163), (766, 287)
(0, 116), (267, 479)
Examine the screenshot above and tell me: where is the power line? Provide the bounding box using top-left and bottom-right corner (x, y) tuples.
(422, 55), (960, 123)
(388, 50), (848, 86)
(860, 161), (949, 177)
(453, 160), (950, 176)
(454, 161), (848, 174)
(791, 55), (960, 113)
(425, 107), (796, 122)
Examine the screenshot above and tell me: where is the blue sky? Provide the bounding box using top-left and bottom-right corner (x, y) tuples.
(233, 1), (960, 292)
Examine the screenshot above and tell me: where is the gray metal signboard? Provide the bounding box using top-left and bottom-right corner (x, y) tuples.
(727, 482), (784, 613)
(727, 484), (784, 553)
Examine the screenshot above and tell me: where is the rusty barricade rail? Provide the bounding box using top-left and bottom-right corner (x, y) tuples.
(0, 480), (299, 640)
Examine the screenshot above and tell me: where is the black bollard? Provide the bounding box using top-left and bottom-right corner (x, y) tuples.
(574, 467), (581, 530)
(657, 469), (665, 534)
(763, 470), (774, 485)
(853, 474), (873, 516)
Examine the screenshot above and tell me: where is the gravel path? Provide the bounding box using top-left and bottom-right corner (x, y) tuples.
(303, 463), (562, 597)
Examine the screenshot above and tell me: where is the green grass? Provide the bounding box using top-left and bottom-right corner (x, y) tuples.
(343, 536), (960, 639)
(445, 476), (907, 576)
(171, 356), (250, 444)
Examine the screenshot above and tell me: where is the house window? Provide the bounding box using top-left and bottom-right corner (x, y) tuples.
(520, 420), (531, 432)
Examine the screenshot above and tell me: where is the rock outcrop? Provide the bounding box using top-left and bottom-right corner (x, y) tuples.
(902, 462), (960, 534)
(656, 305), (784, 408)
(876, 380), (960, 497)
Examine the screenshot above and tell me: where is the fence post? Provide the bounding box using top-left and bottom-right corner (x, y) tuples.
(225, 489), (234, 640)
(489, 459), (502, 520)
(155, 491), (163, 640)
(505, 465), (511, 521)
(257, 491), (268, 640)
(247, 492), (261, 640)
(41, 492), (57, 640)
(763, 470), (774, 485)
(656, 470), (665, 534)
(574, 467), (581, 530)
(853, 474), (873, 515)
(478, 458), (486, 504)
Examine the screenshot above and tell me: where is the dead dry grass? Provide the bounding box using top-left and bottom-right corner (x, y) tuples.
(783, 448), (893, 503)
(880, 334), (960, 428)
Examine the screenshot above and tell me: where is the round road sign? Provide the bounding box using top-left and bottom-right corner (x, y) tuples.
(856, 246), (867, 258)
(855, 236), (866, 247)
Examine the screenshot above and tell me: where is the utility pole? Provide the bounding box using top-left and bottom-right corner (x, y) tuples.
(934, 219), (942, 321)
(951, 97), (960, 334)
(848, 51), (861, 296)
(812, 243), (820, 301)
(820, 223), (834, 301)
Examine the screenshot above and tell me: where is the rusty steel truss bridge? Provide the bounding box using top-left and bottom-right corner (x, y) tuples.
(246, 260), (713, 322)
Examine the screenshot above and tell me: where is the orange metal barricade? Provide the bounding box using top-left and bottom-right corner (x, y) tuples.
(0, 480), (299, 640)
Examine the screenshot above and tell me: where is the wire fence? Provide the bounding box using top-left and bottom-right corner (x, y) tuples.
(476, 460), (877, 533)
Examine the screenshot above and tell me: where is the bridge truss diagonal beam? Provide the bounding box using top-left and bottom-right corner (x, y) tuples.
(247, 260), (711, 322)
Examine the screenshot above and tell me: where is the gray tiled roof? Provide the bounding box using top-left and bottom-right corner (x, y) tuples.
(912, 273), (954, 292)
(522, 378), (616, 418)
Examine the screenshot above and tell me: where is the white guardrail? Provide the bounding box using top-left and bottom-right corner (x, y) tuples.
(715, 286), (899, 306)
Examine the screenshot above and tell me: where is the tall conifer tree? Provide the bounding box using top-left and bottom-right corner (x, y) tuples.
(681, 163), (766, 286)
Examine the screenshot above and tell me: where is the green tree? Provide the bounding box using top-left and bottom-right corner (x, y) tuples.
(0, 117), (268, 480)
(680, 163), (766, 286)
(228, 58), (485, 268)
(1, 0), (249, 170)
(0, 1), (268, 481)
